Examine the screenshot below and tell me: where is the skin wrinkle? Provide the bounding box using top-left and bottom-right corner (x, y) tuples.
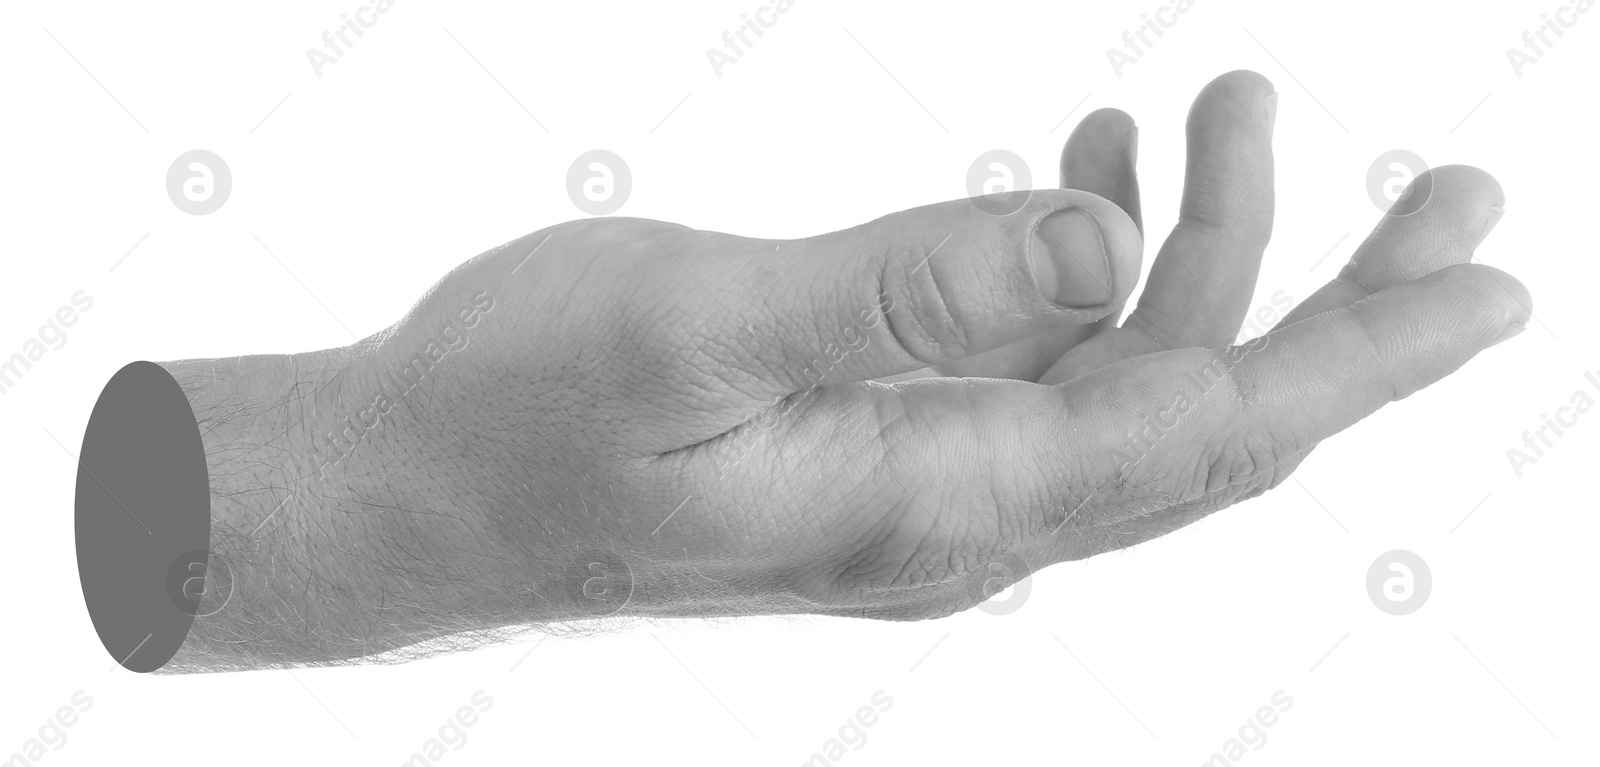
(758, 405), (887, 566)
(606, 293), (777, 440)
(650, 235), (803, 398)
(1124, 303), (1185, 350)
(917, 233), (971, 357)
(878, 239), (951, 367)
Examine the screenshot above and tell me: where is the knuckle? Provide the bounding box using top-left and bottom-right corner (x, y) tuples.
(878, 239), (973, 365)
(1190, 427), (1290, 505)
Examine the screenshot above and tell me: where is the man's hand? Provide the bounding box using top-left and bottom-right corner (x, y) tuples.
(157, 70), (1529, 670)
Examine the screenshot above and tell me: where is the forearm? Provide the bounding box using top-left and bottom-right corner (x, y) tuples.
(156, 346), (547, 671)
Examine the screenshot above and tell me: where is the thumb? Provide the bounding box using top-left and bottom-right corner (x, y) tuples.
(735, 189), (1142, 392)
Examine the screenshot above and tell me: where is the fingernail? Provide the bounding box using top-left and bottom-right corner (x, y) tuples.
(1489, 321), (1526, 348)
(1266, 91), (1278, 133)
(1032, 208), (1112, 308)
(1128, 125), (1139, 167)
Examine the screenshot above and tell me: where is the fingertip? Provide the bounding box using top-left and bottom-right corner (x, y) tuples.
(1443, 262), (1533, 326)
(1195, 70), (1276, 109)
(1425, 165), (1505, 241)
(1062, 108), (1138, 178)
(1066, 108), (1136, 143)
(1060, 107), (1142, 235)
(1185, 71), (1276, 155)
(1330, 166), (1507, 300)
(1174, 70), (1275, 243)
(1424, 164), (1504, 206)
(1391, 165), (1504, 228)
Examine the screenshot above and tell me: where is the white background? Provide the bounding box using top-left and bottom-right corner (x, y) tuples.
(3, 0), (1596, 764)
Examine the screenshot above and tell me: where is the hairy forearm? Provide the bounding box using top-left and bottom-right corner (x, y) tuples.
(155, 346), (551, 672)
